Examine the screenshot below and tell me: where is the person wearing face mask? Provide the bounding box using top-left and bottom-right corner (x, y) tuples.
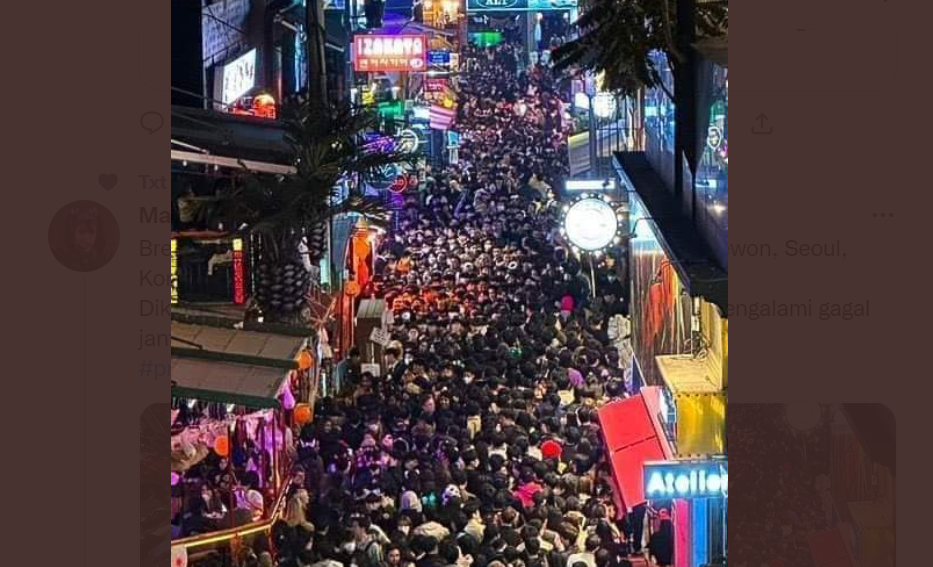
(391, 514), (414, 545)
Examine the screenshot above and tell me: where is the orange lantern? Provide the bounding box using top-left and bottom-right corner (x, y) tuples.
(345, 280), (361, 297)
(298, 350), (314, 370)
(213, 436), (230, 457)
(294, 403), (312, 426)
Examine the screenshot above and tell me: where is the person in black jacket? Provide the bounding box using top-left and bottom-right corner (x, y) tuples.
(647, 515), (674, 567)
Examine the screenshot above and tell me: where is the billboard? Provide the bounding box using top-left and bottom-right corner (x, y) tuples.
(467, 0), (576, 11)
(213, 48), (257, 107)
(353, 34), (427, 72)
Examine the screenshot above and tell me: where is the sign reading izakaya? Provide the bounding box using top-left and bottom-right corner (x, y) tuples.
(353, 34), (427, 72)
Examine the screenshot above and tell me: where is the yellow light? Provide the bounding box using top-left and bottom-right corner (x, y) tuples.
(232, 238), (244, 252)
(254, 93), (275, 106)
(170, 239), (178, 304)
(178, 521), (274, 549)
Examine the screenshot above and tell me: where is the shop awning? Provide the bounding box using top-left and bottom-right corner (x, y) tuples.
(171, 320), (307, 367)
(598, 387), (675, 510)
(656, 354), (726, 456)
(808, 528), (855, 567)
(171, 357), (289, 408)
(613, 152), (728, 315)
(171, 106), (293, 171)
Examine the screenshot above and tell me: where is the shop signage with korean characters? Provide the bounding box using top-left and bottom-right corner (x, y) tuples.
(425, 78), (448, 92)
(427, 50), (451, 66)
(370, 327), (391, 346)
(643, 460), (728, 500)
(354, 34), (427, 72)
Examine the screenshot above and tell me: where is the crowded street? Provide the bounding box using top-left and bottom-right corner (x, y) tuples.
(170, 2), (728, 566)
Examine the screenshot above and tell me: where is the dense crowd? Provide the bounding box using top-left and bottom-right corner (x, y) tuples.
(729, 404), (831, 567)
(187, 39), (676, 567)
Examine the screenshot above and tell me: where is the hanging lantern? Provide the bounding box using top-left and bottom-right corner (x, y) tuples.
(294, 403), (312, 426)
(171, 472), (181, 486)
(213, 435), (230, 457)
(298, 350), (314, 370)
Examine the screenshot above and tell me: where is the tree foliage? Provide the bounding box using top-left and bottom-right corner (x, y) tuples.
(200, 99), (414, 261)
(553, 0), (727, 98)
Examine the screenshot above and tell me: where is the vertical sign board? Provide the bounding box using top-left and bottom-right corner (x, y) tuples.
(170, 239), (179, 304)
(232, 237), (246, 305)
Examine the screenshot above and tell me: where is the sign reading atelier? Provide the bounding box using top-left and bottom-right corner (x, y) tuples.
(643, 460), (728, 499)
(354, 34), (427, 72)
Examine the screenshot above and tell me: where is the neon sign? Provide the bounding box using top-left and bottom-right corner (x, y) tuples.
(353, 35), (427, 72)
(232, 238), (246, 305)
(170, 239), (179, 304)
(643, 460), (728, 500)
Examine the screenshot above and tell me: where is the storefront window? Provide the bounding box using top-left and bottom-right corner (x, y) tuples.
(644, 50), (676, 189)
(696, 64), (728, 270)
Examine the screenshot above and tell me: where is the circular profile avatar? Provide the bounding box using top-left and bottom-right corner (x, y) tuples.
(48, 200), (120, 272)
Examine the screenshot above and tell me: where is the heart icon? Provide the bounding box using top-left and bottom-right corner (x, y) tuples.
(98, 174), (118, 191)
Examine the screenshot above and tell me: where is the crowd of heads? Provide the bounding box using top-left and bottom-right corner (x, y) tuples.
(182, 38), (679, 567)
(729, 404), (831, 567)
(265, 41), (648, 567)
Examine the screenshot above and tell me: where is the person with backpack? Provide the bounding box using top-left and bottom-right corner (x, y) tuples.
(350, 514), (387, 567)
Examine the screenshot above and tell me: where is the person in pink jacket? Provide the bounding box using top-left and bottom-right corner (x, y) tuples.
(560, 293), (575, 321)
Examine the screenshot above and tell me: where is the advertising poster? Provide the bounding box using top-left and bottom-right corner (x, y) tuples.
(629, 198), (691, 387)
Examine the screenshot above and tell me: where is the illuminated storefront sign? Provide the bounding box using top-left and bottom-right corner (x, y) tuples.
(427, 50), (451, 66)
(171, 239), (179, 304)
(353, 35), (427, 72)
(425, 78), (447, 92)
(565, 179), (617, 192)
(467, 0), (576, 11)
(561, 194), (622, 253)
(232, 238), (246, 305)
(215, 48), (257, 106)
(377, 100), (405, 119)
(644, 460), (728, 500)
(397, 129), (420, 153)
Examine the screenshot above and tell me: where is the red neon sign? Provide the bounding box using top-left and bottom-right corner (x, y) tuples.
(232, 239), (246, 305)
(354, 34), (427, 72)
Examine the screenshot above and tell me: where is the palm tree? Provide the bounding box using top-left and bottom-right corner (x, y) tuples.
(201, 99), (413, 325)
(553, 0), (727, 98)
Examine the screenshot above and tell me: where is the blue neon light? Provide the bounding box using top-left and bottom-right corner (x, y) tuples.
(692, 499), (709, 567)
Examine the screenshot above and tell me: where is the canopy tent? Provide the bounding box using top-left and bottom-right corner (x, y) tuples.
(598, 387), (675, 510)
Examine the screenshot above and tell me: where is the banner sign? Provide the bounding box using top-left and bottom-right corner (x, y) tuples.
(467, 0), (577, 12)
(643, 459), (728, 500)
(427, 50), (451, 66)
(425, 78), (448, 92)
(353, 34), (427, 72)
